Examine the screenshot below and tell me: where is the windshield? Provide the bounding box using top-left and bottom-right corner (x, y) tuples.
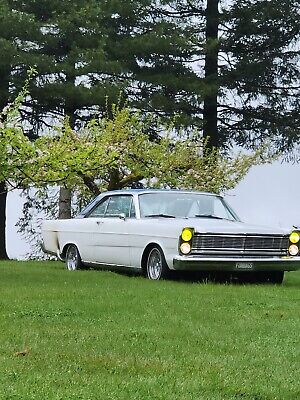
(139, 192), (239, 221)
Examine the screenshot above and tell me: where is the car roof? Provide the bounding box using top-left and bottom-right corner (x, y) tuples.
(77, 188), (222, 218)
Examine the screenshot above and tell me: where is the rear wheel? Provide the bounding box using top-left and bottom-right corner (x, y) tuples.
(65, 244), (82, 271)
(146, 247), (169, 280)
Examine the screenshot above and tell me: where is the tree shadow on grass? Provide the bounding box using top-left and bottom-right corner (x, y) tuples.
(170, 271), (287, 285)
(85, 265), (291, 286)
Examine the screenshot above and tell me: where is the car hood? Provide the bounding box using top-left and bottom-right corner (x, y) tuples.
(145, 217), (291, 236)
(185, 218), (290, 235)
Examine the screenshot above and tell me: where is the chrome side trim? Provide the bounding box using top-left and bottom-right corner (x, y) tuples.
(83, 261), (142, 270)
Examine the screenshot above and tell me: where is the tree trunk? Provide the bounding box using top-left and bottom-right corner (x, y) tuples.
(203, 0), (219, 149)
(0, 70), (10, 259)
(0, 181), (9, 259)
(108, 169), (121, 191)
(58, 72), (76, 219)
(58, 187), (72, 219)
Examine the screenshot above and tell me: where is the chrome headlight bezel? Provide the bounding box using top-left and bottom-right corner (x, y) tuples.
(179, 227), (194, 255)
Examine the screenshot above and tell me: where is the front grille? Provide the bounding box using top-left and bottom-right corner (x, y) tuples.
(191, 233), (289, 257)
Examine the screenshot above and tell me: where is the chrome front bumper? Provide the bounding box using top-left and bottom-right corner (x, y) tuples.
(173, 255), (300, 272)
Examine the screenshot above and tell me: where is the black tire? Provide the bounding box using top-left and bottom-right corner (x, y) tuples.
(266, 271), (284, 284)
(146, 246), (170, 280)
(65, 244), (82, 271)
(255, 271), (284, 284)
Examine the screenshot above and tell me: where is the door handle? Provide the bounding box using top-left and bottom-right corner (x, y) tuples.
(96, 221), (103, 225)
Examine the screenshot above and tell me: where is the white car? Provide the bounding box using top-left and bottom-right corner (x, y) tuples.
(42, 189), (300, 283)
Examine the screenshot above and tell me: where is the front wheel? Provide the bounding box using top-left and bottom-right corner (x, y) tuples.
(65, 244), (82, 271)
(255, 271), (284, 284)
(146, 247), (169, 280)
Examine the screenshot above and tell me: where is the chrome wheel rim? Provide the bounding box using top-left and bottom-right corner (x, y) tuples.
(147, 248), (162, 280)
(66, 246), (78, 271)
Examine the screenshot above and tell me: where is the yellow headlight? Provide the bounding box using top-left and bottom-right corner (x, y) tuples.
(289, 231), (300, 244)
(180, 242), (191, 254)
(288, 244), (299, 256)
(181, 228), (193, 242)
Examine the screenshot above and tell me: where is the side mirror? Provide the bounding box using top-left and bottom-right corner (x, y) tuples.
(118, 213), (126, 220)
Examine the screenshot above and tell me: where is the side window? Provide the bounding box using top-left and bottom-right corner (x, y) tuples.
(88, 197), (110, 218)
(105, 195), (134, 218)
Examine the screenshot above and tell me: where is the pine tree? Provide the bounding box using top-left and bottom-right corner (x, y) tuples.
(4, 0), (300, 149)
(0, 0), (35, 259)
(7, 0), (198, 132)
(154, 0), (300, 150)
(221, 0), (300, 150)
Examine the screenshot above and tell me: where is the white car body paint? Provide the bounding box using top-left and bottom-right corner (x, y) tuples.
(42, 189), (300, 273)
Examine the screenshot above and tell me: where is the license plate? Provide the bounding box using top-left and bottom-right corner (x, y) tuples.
(235, 262), (253, 270)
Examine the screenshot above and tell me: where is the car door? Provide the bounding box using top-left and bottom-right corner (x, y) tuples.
(86, 195), (135, 266)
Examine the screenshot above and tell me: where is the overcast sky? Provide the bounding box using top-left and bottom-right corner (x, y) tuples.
(6, 161), (300, 259)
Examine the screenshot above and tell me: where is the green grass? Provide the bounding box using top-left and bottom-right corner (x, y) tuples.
(0, 261), (299, 400)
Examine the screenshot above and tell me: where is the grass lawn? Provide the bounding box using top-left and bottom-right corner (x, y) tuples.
(0, 261), (299, 400)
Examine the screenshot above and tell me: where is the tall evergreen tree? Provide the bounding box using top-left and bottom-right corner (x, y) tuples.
(0, 0), (35, 258)
(3, 0), (300, 149)
(8, 0), (199, 132)
(221, 0), (300, 150)
(155, 0), (300, 150)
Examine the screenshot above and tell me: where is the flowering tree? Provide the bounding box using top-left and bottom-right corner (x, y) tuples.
(1, 101), (266, 257)
(16, 107), (262, 194)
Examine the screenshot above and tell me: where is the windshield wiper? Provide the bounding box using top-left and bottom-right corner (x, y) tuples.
(144, 214), (176, 218)
(194, 214), (224, 220)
